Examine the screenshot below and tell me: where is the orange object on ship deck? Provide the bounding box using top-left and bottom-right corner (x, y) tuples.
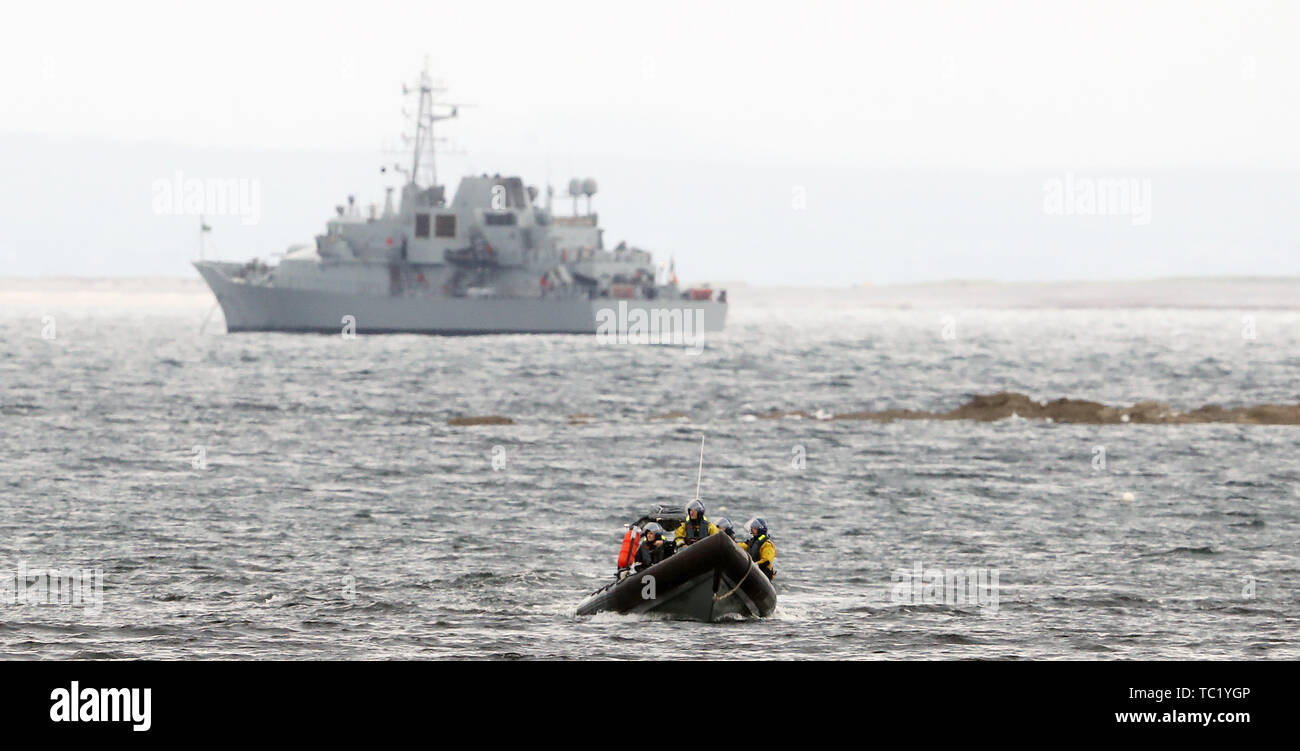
(687, 288), (714, 301)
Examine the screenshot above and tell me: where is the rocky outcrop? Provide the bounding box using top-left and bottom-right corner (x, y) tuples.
(832, 392), (1300, 424)
(447, 415), (515, 426)
(756, 409), (813, 419)
(945, 392), (1048, 421)
(443, 395), (1300, 427)
(1181, 403), (1300, 424)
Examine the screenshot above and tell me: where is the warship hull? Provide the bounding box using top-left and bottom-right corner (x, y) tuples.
(195, 261), (727, 335)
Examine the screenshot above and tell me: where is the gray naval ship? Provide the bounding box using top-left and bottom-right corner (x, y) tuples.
(194, 67), (726, 338)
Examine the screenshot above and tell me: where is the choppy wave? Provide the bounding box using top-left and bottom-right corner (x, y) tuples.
(0, 297), (1297, 658)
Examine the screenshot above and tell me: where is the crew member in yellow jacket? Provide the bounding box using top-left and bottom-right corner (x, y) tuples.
(738, 517), (776, 580)
(674, 499), (717, 547)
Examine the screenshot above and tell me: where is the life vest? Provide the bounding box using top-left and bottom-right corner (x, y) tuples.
(617, 528), (641, 569)
(683, 517), (709, 544)
(748, 534), (776, 579)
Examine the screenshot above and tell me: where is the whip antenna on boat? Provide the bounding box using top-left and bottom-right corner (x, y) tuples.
(694, 434), (705, 501)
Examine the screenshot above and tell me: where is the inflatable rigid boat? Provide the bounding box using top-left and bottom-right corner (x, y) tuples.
(576, 530), (777, 622)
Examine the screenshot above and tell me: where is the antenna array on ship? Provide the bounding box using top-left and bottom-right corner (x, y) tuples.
(395, 59), (463, 189)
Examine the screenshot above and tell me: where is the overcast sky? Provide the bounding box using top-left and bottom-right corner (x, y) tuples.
(2, 1), (1297, 283)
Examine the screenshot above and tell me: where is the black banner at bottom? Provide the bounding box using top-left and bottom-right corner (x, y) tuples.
(0, 660), (1283, 739)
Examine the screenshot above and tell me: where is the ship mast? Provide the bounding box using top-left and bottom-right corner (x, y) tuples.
(405, 58), (458, 188)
